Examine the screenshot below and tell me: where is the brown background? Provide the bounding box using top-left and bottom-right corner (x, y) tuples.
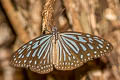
(0, 0), (120, 80)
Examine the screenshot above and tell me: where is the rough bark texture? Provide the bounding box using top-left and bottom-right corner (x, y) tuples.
(0, 0), (119, 80)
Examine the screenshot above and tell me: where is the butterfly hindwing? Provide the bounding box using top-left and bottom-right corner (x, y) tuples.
(10, 34), (53, 74)
(54, 37), (83, 70)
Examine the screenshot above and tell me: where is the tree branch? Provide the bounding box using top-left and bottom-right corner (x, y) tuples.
(0, 0), (30, 43)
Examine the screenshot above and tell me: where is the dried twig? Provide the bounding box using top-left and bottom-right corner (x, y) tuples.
(42, 0), (56, 33)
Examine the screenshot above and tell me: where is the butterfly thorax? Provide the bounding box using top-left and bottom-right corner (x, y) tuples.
(52, 27), (59, 43)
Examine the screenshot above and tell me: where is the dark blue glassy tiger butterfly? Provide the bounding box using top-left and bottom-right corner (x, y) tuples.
(10, 27), (113, 74)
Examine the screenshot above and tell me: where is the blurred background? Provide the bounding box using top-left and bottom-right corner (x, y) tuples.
(0, 0), (120, 80)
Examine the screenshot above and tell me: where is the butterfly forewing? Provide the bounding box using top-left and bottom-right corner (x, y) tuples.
(54, 32), (113, 70)
(10, 34), (54, 74)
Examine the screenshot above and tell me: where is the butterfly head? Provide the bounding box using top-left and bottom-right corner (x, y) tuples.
(52, 27), (58, 35)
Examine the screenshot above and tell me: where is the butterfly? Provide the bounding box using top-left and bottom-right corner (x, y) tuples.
(10, 27), (113, 74)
